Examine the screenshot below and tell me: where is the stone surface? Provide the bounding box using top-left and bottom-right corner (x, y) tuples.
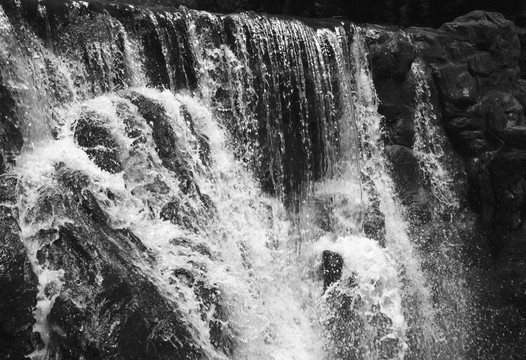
(384, 145), (424, 206)
(321, 250), (344, 291)
(0, 179), (38, 359)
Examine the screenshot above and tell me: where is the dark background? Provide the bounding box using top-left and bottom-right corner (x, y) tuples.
(93, 0), (526, 27)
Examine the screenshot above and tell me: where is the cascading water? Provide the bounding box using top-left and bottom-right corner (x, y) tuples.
(0, 1), (479, 359)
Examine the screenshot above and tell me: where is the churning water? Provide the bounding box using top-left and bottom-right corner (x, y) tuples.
(0, 2), (475, 359)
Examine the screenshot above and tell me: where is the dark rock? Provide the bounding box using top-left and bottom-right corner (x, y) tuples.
(518, 28), (526, 78)
(362, 201), (385, 245)
(471, 91), (524, 131)
(478, 66), (521, 93)
(435, 63), (477, 107)
(369, 32), (417, 81)
(439, 11), (519, 68)
(74, 112), (123, 174)
(513, 79), (526, 113)
(447, 130), (493, 156)
(487, 150), (526, 230)
(391, 117), (414, 147)
(0, 75), (24, 168)
(445, 116), (484, 131)
(321, 250), (344, 291)
(34, 198), (205, 360)
(0, 179), (38, 359)
(385, 145), (424, 205)
(467, 51), (496, 76)
(499, 126), (526, 149)
(123, 92), (191, 175)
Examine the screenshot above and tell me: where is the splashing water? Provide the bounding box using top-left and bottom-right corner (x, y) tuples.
(411, 59), (459, 210)
(0, 2), (478, 359)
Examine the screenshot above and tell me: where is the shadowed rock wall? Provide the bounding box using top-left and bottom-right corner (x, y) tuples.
(366, 11), (526, 358)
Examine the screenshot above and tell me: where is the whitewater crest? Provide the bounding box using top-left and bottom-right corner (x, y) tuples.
(0, 1), (475, 359)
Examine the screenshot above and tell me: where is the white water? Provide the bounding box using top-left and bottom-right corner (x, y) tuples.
(350, 29), (439, 358)
(1, 3), (475, 359)
(411, 59), (459, 210)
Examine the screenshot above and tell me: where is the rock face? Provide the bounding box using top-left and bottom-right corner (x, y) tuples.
(0, 178), (38, 359)
(366, 10), (526, 359)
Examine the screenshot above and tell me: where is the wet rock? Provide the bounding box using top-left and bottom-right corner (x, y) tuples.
(37, 205), (204, 360)
(470, 91), (524, 131)
(362, 202), (385, 245)
(445, 116), (483, 132)
(448, 130), (493, 156)
(369, 32), (417, 82)
(0, 76), (23, 168)
(74, 112), (123, 174)
(513, 79), (526, 113)
(321, 250), (343, 291)
(478, 66), (521, 93)
(391, 117), (415, 147)
(0, 179), (38, 359)
(487, 150), (526, 230)
(385, 145), (424, 205)
(440, 11), (520, 68)
(160, 199), (201, 231)
(518, 28), (526, 78)
(123, 92), (192, 177)
(435, 63), (477, 107)
(467, 51), (496, 76)
(500, 127), (526, 149)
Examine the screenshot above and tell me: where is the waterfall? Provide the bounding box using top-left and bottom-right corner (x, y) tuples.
(0, 1), (478, 359)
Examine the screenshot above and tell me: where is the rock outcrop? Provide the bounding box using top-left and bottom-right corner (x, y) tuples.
(366, 10), (526, 359)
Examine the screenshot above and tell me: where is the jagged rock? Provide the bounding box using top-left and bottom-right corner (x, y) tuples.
(478, 66), (521, 93)
(500, 127), (526, 149)
(0, 76), (23, 168)
(362, 201), (385, 244)
(74, 112), (123, 174)
(122, 92), (195, 180)
(30, 179), (206, 360)
(518, 28), (526, 78)
(445, 116), (484, 131)
(513, 79), (526, 113)
(467, 51), (496, 76)
(435, 63), (477, 107)
(321, 250), (343, 291)
(0, 178), (38, 359)
(367, 32), (414, 132)
(390, 117), (414, 147)
(440, 11), (520, 68)
(470, 91), (524, 131)
(487, 150), (526, 230)
(369, 32), (417, 81)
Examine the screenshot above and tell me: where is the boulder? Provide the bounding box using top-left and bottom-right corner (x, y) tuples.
(439, 11), (519, 68)
(435, 63), (477, 107)
(471, 91), (524, 131)
(467, 51), (496, 76)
